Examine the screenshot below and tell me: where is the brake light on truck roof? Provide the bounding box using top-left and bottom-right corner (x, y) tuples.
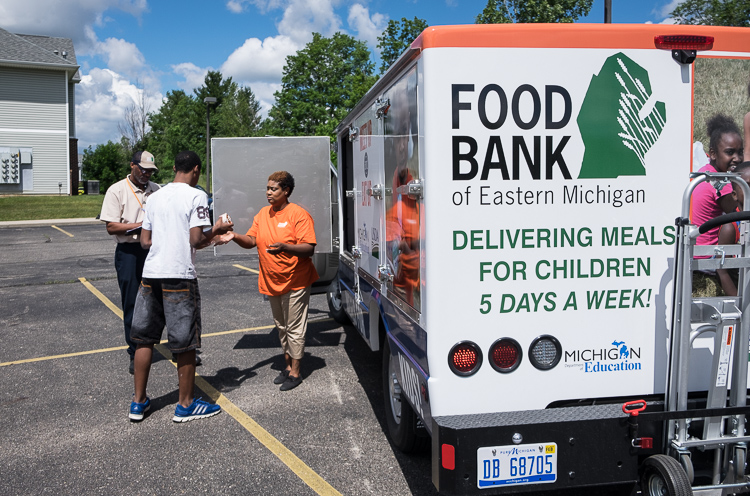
(449, 341), (482, 376)
(654, 34), (714, 51)
(655, 34), (713, 64)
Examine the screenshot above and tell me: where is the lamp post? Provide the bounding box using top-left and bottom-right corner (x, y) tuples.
(204, 96), (217, 194)
(604, 0), (612, 23)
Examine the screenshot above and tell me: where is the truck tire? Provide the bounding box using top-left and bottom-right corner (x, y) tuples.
(382, 338), (429, 453)
(326, 280), (349, 325)
(640, 454), (693, 496)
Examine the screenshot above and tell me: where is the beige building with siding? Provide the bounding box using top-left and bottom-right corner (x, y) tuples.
(0, 27), (80, 195)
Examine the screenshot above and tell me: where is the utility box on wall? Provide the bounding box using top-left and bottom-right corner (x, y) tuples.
(0, 147), (32, 185)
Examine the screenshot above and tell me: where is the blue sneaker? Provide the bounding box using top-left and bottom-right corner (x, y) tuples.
(129, 396), (150, 421)
(173, 398), (221, 423)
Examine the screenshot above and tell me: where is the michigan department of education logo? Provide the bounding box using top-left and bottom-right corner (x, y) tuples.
(577, 53), (667, 179)
(564, 339), (643, 373)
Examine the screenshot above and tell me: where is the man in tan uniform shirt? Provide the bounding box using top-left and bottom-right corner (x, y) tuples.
(99, 151), (159, 374)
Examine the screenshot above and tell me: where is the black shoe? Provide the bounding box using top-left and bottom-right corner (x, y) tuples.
(280, 374), (302, 391)
(273, 369), (289, 385)
(129, 358), (134, 375)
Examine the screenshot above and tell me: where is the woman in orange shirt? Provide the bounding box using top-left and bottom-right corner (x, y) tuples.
(219, 171), (318, 391)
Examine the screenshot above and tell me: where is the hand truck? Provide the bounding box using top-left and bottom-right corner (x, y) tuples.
(654, 171), (750, 496)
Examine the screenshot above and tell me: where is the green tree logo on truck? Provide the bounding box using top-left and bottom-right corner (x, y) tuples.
(577, 53), (667, 178)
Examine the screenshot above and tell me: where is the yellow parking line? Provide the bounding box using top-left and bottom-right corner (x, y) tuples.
(51, 225), (74, 237)
(155, 343), (341, 496)
(0, 345), (128, 367)
(233, 264), (259, 274)
(0, 322), (339, 368)
(205, 324), (275, 337)
(79, 277), (123, 318)
(73, 276), (342, 496)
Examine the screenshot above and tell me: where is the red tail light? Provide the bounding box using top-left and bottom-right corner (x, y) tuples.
(654, 34), (714, 51)
(489, 338), (522, 373)
(442, 444), (456, 470)
(448, 341), (482, 376)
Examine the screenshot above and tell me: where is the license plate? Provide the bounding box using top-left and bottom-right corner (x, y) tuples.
(477, 442), (557, 489)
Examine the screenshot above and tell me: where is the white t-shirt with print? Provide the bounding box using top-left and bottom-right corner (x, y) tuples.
(142, 183), (211, 279)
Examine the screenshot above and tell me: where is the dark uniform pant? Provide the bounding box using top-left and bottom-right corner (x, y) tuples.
(114, 242), (149, 358)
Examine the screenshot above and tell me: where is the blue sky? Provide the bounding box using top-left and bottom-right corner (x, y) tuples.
(0, 0), (684, 151)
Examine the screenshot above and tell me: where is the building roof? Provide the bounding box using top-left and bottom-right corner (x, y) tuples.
(0, 26), (80, 82)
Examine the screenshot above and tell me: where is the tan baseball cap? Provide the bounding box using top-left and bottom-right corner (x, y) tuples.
(132, 150), (158, 170)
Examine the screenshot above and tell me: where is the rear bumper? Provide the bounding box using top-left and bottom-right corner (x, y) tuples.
(431, 402), (660, 495)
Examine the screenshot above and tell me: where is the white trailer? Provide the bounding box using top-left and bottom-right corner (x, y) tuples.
(211, 136), (339, 291)
(328, 24), (750, 495)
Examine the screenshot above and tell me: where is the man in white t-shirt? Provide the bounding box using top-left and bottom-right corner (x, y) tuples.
(127, 150), (233, 423)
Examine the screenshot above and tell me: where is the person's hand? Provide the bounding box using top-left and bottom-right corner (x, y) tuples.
(215, 213), (234, 234)
(266, 242), (286, 255)
(213, 232), (235, 245)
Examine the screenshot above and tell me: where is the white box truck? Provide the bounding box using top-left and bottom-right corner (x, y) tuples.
(327, 24), (750, 495)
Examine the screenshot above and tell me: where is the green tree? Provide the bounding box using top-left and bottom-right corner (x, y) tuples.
(376, 17), (428, 74)
(670, 0), (750, 27)
(267, 32), (378, 139)
(194, 70), (234, 109)
(214, 84), (264, 137)
(476, 0), (512, 23)
(145, 89), (202, 182)
(81, 140), (128, 192)
(476, 0), (593, 23)
(141, 71), (263, 185)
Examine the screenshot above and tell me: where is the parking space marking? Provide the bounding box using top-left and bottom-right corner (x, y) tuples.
(0, 323), (301, 367)
(51, 225), (74, 237)
(79, 277), (123, 318)
(0, 345), (128, 367)
(155, 343), (342, 496)
(73, 276), (343, 496)
(233, 264), (259, 274)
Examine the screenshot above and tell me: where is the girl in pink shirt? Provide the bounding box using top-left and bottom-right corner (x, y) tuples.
(692, 114), (743, 246)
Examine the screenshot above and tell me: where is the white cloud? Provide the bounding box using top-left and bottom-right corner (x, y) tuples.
(348, 4), (387, 49)
(218, 1), (387, 97)
(83, 25), (146, 78)
(657, 0), (683, 22)
(76, 68), (162, 149)
(221, 35), (298, 83)
(2, 0), (392, 146)
(225, 0), (285, 14)
(172, 62), (212, 93)
(226, 0), (245, 13)
(277, 0), (343, 43)
(0, 0), (148, 54)
(250, 81), (282, 116)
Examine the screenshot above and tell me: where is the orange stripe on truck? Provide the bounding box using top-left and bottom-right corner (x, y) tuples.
(413, 24), (750, 52)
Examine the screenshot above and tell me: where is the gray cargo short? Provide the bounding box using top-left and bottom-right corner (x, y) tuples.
(130, 278), (202, 354)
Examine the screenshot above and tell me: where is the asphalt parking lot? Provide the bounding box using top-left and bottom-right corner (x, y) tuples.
(0, 221), (435, 496)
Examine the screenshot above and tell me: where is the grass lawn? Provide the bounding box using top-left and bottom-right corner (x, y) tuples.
(0, 195), (104, 221)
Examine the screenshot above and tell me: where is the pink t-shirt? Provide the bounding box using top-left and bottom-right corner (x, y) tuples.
(691, 163), (733, 246)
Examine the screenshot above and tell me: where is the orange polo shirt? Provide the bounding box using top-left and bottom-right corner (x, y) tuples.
(248, 203), (319, 296)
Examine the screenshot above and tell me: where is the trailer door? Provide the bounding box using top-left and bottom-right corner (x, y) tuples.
(383, 67), (422, 312)
(352, 107), (385, 283)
